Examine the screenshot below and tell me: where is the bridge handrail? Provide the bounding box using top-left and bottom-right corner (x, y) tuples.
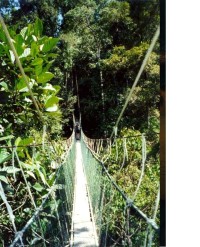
(81, 131), (159, 231)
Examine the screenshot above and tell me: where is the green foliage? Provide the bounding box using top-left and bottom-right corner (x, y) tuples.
(101, 42), (149, 72)
(0, 18), (61, 136)
(102, 127), (159, 224)
(0, 18), (69, 244)
(0, 0), (160, 244)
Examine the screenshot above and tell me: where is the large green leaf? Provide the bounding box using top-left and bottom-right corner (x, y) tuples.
(35, 166), (48, 186)
(15, 137), (21, 146)
(33, 182), (44, 192)
(20, 27), (28, 39)
(14, 34), (24, 56)
(0, 150), (12, 164)
(42, 84), (56, 91)
(19, 48), (31, 59)
(53, 85), (61, 94)
(0, 42), (4, 55)
(31, 58), (43, 66)
(35, 64), (43, 76)
(1, 166), (20, 174)
(45, 95), (59, 108)
(0, 82), (8, 91)
(26, 171), (36, 179)
(31, 42), (39, 57)
(34, 18), (43, 38)
(37, 72), (54, 83)
(16, 76), (32, 92)
(18, 137), (34, 147)
(45, 105), (58, 112)
(42, 38), (59, 53)
(9, 50), (15, 63)
(0, 174), (8, 184)
(43, 60), (54, 72)
(0, 29), (6, 42)
(45, 95), (60, 112)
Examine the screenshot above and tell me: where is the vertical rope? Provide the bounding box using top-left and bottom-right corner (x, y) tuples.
(109, 139), (112, 156)
(115, 140), (118, 161)
(99, 139), (103, 156)
(12, 146), (16, 182)
(0, 181), (17, 233)
(75, 72), (80, 113)
(125, 206), (132, 247)
(14, 150), (47, 247)
(14, 150), (36, 207)
(146, 185), (160, 247)
(120, 138), (128, 171)
(0, 182), (25, 246)
(100, 70), (106, 132)
(82, 133), (159, 246)
(42, 125), (46, 151)
(51, 192), (65, 247)
(133, 134), (146, 201)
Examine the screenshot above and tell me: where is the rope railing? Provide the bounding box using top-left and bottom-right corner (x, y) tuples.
(81, 131), (159, 246)
(0, 14), (77, 246)
(0, 133), (75, 247)
(0, 137), (73, 149)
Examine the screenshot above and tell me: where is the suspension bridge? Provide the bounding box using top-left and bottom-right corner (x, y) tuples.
(0, 129), (160, 247)
(0, 14), (160, 247)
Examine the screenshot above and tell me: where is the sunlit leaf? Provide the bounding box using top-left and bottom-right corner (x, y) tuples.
(0, 82), (8, 91)
(20, 27), (28, 39)
(31, 58), (43, 66)
(32, 35), (37, 41)
(0, 42), (5, 55)
(31, 42), (39, 57)
(19, 48), (31, 59)
(45, 105), (58, 112)
(45, 95), (59, 108)
(26, 171), (36, 179)
(42, 84), (56, 91)
(33, 182), (44, 192)
(1, 166), (20, 174)
(0, 150), (12, 164)
(9, 50), (15, 63)
(15, 137), (21, 146)
(42, 38), (59, 53)
(14, 34), (24, 56)
(18, 137), (34, 147)
(37, 72), (54, 83)
(0, 175), (8, 184)
(35, 64), (43, 76)
(34, 18), (43, 37)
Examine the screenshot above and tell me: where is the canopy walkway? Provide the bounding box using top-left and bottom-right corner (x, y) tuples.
(71, 141), (98, 247)
(1, 131), (159, 247)
(0, 17), (160, 246)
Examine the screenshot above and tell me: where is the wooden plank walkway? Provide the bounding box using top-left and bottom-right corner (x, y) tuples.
(71, 141), (98, 247)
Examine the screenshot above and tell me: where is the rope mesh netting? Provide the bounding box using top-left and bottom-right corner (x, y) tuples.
(81, 133), (159, 247)
(0, 136), (75, 247)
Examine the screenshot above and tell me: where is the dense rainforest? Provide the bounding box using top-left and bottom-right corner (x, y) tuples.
(0, 0), (161, 246)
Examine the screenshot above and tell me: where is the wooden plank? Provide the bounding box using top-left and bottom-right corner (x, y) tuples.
(71, 141), (98, 247)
